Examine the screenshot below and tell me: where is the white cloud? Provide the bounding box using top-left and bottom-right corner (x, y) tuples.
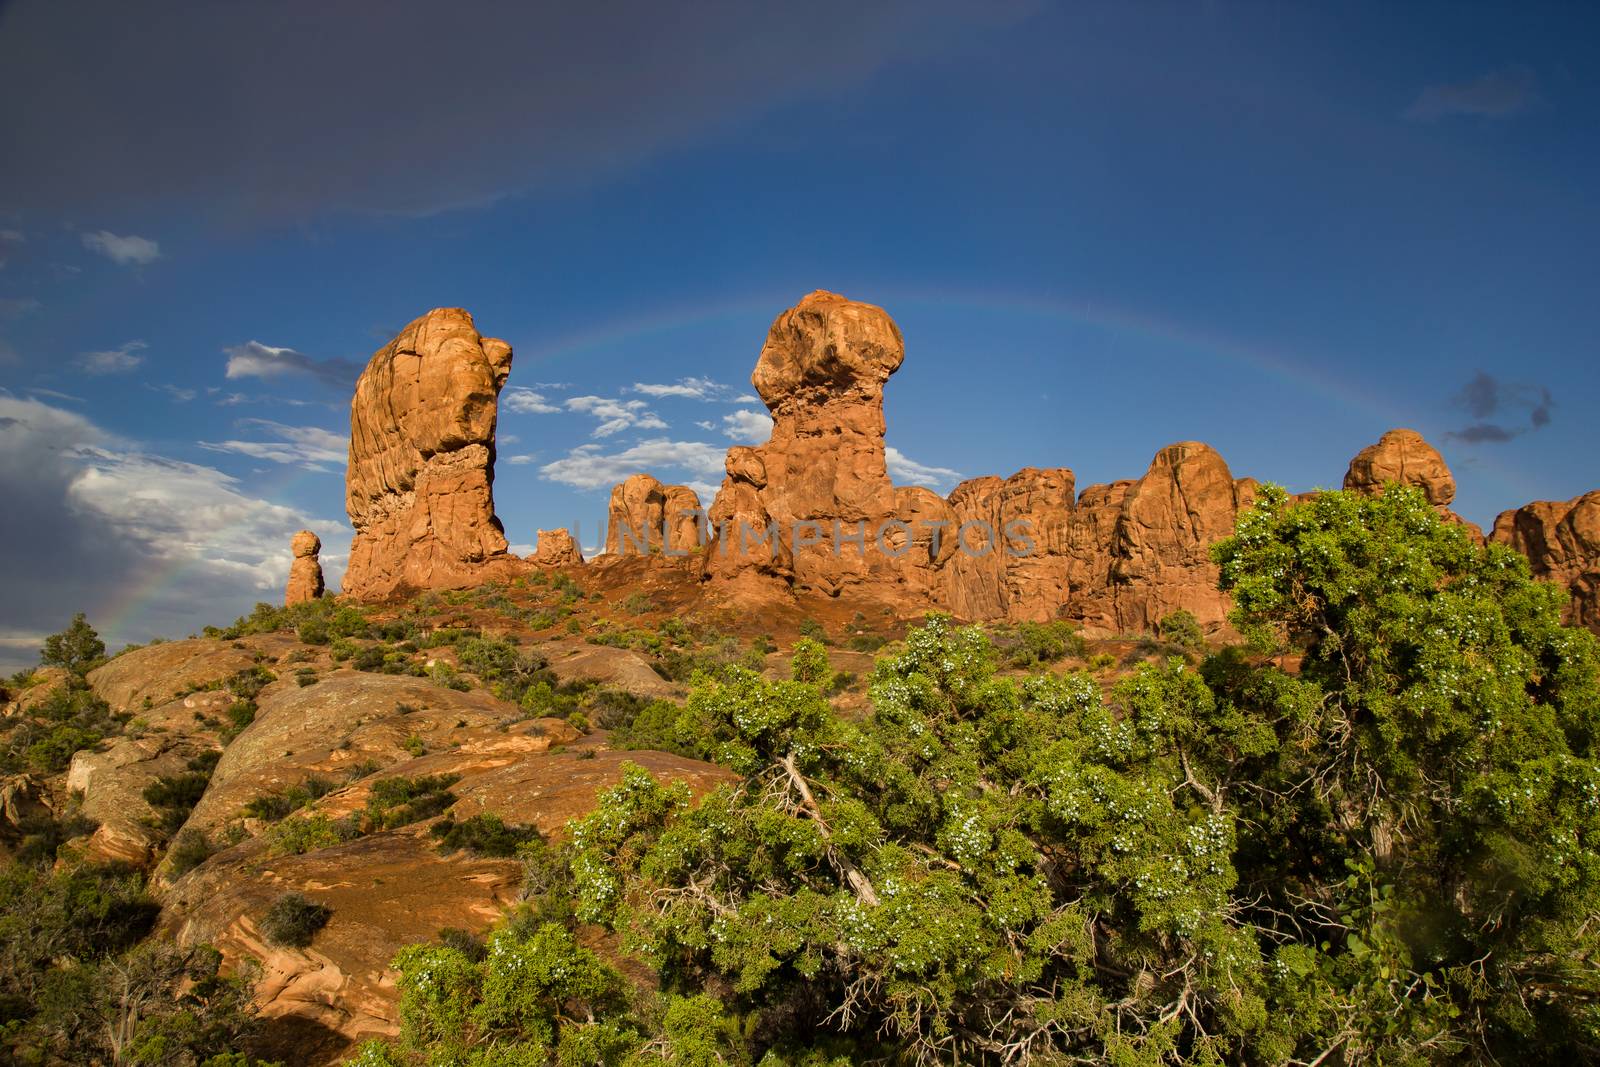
(731, 394), (761, 404)
(198, 418), (346, 471)
(565, 395), (667, 437)
(719, 409), (773, 443)
(540, 437), (726, 491)
(505, 454), (537, 465)
(77, 340), (147, 375)
(81, 230), (161, 265)
(631, 376), (736, 401)
(885, 446), (962, 489)
(0, 394), (347, 669)
(224, 340), (360, 387)
(148, 383), (197, 402)
(503, 386), (560, 414)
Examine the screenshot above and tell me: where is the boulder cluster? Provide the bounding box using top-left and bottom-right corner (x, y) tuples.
(310, 293), (1600, 634)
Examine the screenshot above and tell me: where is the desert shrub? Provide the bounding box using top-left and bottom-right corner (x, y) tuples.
(241, 775), (335, 822)
(166, 828), (212, 877)
(845, 632), (886, 653)
(0, 681), (123, 774)
(366, 774), (459, 829)
(789, 636), (831, 686)
(436, 927), (487, 962)
(260, 892), (331, 948)
(586, 688), (649, 732)
(430, 813), (542, 857)
(797, 617), (828, 643)
(40, 612), (107, 675)
(401, 733), (426, 757)
(295, 667), (318, 687)
(1001, 618), (1086, 667)
(1156, 607), (1206, 651)
(270, 812), (361, 855)
(142, 770), (212, 833)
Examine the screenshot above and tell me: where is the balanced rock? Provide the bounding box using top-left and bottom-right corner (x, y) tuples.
(704, 290), (907, 595)
(1343, 428), (1455, 506)
(285, 530), (324, 605)
(1492, 491), (1600, 632)
(343, 308), (522, 598)
(604, 474), (703, 556)
(530, 527), (584, 567)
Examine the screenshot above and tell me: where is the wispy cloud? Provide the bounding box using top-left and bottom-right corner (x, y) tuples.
(81, 230), (161, 265)
(147, 383), (197, 402)
(199, 418), (347, 471)
(886, 446), (962, 489)
(224, 340), (361, 388)
(565, 395), (667, 437)
(540, 437), (725, 491)
(76, 340), (147, 375)
(1444, 370), (1553, 445)
(1405, 67), (1536, 121)
(503, 386), (561, 414)
(630, 376), (741, 401)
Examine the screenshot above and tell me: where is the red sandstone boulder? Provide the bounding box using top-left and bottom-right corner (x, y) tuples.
(604, 474), (703, 556)
(1492, 491), (1600, 632)
(286, 530), (324, 605)
(343, 308), (523, 599)
(530, 527), (584, 567)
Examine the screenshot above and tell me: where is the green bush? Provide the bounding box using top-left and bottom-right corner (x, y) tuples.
(430, 813), (542, 857)
(366, 774), (459, 829)
(0, 682), (123, 774)
(1156, 608), (1206, 651)
(270, 812), (361, 855)
(166, 828), (212, 877)
(789, 636), (831, 686)
(260, 892), (331, 948)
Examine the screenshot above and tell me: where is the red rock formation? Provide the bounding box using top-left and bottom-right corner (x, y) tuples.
(1492, 492), (1600, 632)
(1343, 428), (1482, 540)
(942, 468), (1075, 622)
(1065, 443), (1248, 634)
(530, 528), (584, 567)
(343, 309), (522, 598)
(285, 530), (324, 605)
(704, 290), (909, 596)
(604, 474), (703, 556)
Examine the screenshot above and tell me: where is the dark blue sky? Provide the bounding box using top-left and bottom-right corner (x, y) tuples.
(1, 1), (1596, 664)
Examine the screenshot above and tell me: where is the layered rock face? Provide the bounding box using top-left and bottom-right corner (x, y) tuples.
(703, 290), (913, 596)
(604, 474), (703, 556)
(531, 527), (584, 567)
(942, 469), (1075, 622)
(1066, 443), (1253, 633)
(285, 530), (324, 605)
(343, 309), (521, 599)
(1492, 492), (1600, 631)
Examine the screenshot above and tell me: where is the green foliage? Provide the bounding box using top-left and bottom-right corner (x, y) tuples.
(166, 828), (213, 877)
(1002, 618), (1087, 667)
(0, 679), (123, 774)
(366, 773), (460, 830)
(241, 775), (336, 822)
(430, 813), (543, 857)
(40, 612), (107, 675)
(797, 617), (828, 644)
(143, 770), (213, 834)
(260, 892), (331, 948)
(1155, 608), (1206, 652)
(270, 812), (362, 855)
(789, 636), (831, 686)
(0, 863), (266, 1065)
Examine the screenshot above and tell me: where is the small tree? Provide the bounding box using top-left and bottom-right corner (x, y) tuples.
(40, 613), (106, 676)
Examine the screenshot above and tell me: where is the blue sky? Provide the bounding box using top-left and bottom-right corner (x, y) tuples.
(1, 2), (1596, 667)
